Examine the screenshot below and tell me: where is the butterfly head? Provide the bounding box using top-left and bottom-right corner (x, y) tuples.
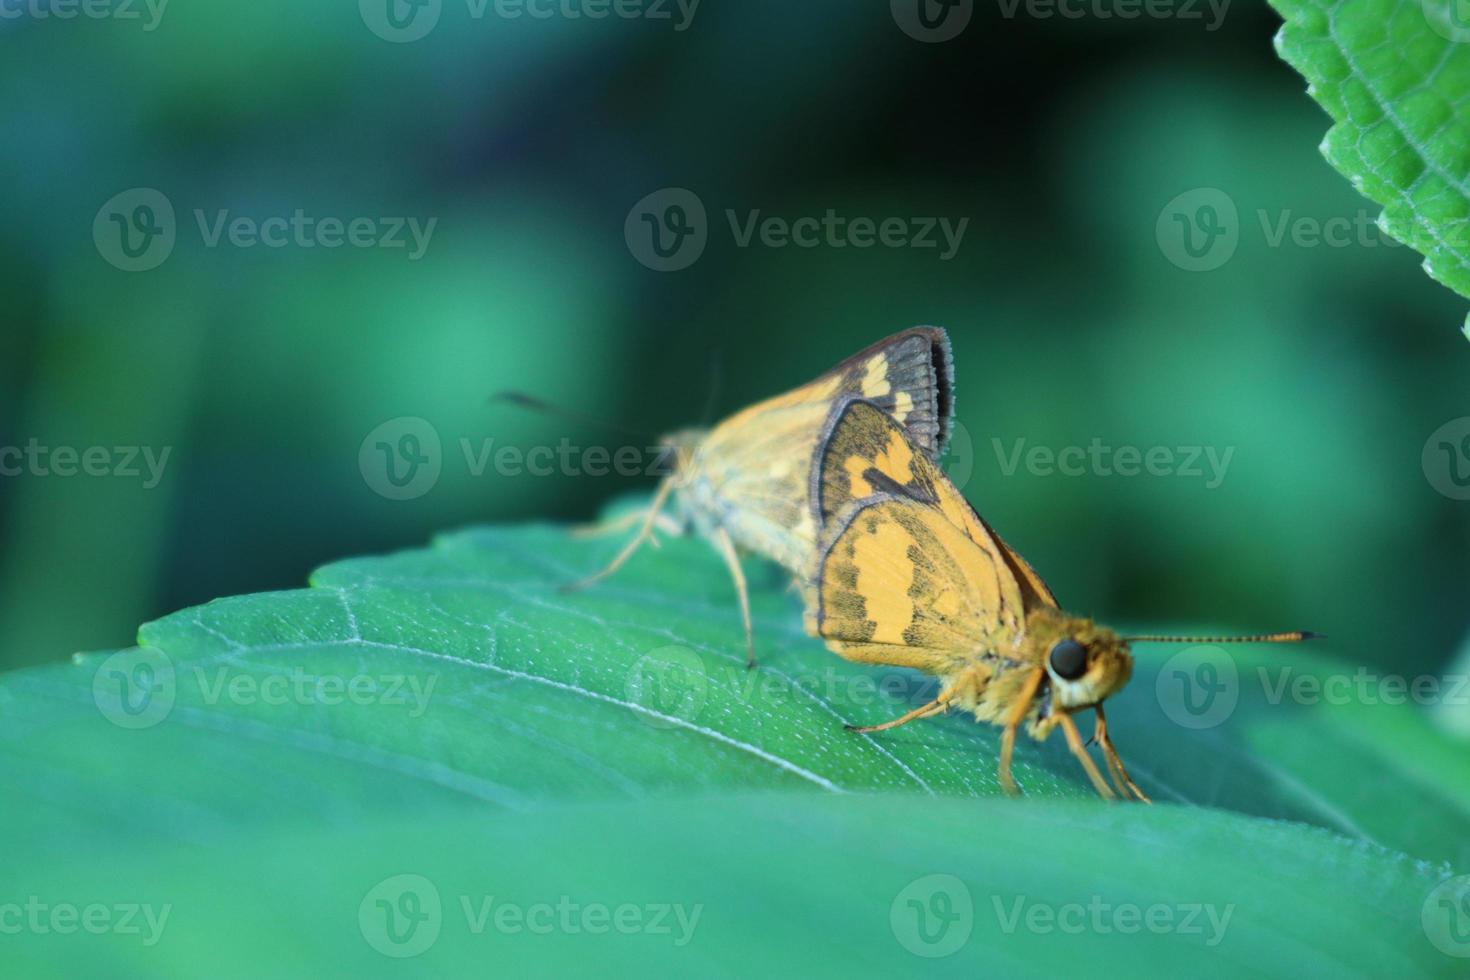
(655, 429), (704, 477)
(1024, 608), (1134, 715)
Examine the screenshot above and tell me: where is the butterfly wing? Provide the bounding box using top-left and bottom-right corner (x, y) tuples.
(812, 396), (1059, 612)
(686, 328), (955, 573)
(815, 495), (1025, 672)
(819, 325), (955, 457)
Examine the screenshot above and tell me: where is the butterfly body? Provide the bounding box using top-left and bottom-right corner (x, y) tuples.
(570, 329), (955, 665)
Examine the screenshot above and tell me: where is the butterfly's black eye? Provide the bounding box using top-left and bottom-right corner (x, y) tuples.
(1048, 639), (1088, 680)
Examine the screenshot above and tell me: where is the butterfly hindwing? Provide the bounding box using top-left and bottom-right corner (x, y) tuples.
(814, 396), (1059, 611)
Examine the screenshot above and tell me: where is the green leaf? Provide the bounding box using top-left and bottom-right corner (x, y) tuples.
(1270, 0), (1470, 320)
(1, 794), (1460, 977)
(2, 515), (1468, 974)
(3, 515), (1469, 849)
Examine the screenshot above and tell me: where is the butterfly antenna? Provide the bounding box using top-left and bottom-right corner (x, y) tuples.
(490, 391), (655, 440)
(1122, 631), (1323, 644)
(698, 348), (724, 427)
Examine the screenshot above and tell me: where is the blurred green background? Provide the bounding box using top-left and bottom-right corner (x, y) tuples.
(1, 0), (1465, 688)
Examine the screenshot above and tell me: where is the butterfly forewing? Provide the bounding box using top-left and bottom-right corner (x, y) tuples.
(686, 328), (954, 574)
(817, 496), (1025, 672)
(813, 397), (1058, 612)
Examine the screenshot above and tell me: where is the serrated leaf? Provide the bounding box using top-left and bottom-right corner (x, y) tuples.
(1271, 0), (1470, 320)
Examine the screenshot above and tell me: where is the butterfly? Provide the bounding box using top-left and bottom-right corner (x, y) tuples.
(807, 396), (1315, 801)
(568, 328), (956, 668)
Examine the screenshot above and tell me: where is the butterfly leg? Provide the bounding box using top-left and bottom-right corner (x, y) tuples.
(709, 525), (756, 670)
(997, 668), (1045, 797)
(563, 478), (676, 592)
(844, 694), (950, 734)
(571, 506), (681, 543)
(1056, 712), (1116, 801)
(1094, 705), (1151, 804)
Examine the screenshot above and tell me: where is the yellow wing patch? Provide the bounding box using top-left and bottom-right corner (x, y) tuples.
(814, 397), (1059, 611)
(817, 496), (1024, 674)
